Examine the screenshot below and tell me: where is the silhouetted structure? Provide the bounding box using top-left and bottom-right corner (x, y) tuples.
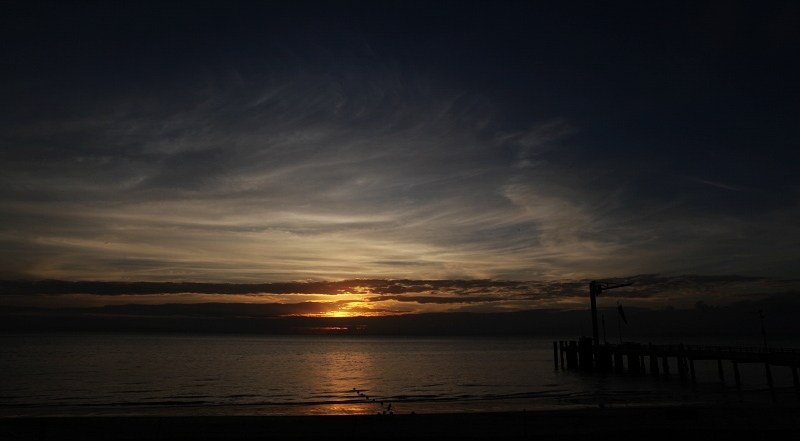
(554, 340), (800, 399)
(555, 280), (800, 400)
(589, 281), (632, 346)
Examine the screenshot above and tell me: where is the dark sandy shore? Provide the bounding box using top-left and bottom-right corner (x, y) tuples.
(2, 403), (799, 440)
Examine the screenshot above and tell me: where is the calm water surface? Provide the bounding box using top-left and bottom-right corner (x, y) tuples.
(0, 333), (794, 416)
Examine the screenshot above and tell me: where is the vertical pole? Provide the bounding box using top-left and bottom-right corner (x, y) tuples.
(553, 341), (558, 368)
(717, 358), (725, 383)
(560, 341), (565, 367)
(614, 351), (624, 373)
(765, 353), (773, 387)
(662, 355), (669, 376)
(765, 362), (776, 402)
(733, 360), (741, 386)
(765, 362), (774, 387)
(650, 354), (659, 375)
(578, 338), (593, 371)
(628, 353), (641, 375)
(602, 315), (607, 346)
(689, 358), (696, 383)
(567, 341), (578, 369)
(599, 346), (613, 371)
(590, 281), (600, 347)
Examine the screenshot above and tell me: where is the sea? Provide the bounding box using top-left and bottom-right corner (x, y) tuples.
(1, 333), (796, 417)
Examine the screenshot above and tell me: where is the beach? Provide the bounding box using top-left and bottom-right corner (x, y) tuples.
(2, 402), (799, 440)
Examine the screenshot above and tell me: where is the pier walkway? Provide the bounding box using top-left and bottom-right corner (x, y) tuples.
(553, 338), (800, 394)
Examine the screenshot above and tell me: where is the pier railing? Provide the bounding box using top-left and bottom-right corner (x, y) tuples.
(602, 343), (800, 358)
(683, 345), (800, 355)
(553, 339), (800, 397)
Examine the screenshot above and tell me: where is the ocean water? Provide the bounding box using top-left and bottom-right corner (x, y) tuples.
(1, 333), (795, 417)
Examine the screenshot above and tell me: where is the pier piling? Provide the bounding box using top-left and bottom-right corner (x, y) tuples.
(765, 362), (773, 387)
(595, 347), (612, 371)
(733, 360), (741, 387)
(553, 340), (798, 394)
(650, 354), (659, 375)
(578, 338), (593, 371)
(566, 341), (578, 369)
(765, 361), (775, 402)
(627, 353), (641, 375)
(553, 341), (558, 368)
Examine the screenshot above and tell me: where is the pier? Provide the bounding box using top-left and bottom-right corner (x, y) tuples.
(553, 338), (800, 397)
(552, 280), (800, 399)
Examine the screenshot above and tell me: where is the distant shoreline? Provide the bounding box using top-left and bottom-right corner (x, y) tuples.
(2, 403), (799, 440)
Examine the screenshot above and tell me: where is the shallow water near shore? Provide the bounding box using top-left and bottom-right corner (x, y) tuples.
(1, 333), (796, 417)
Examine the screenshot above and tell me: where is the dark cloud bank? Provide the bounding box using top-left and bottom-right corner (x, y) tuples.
(3, 298), (798, 340)
(2, 275), (798, 340)
(0, 273), (781, 297)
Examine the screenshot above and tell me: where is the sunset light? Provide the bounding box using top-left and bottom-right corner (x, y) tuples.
(2, 2), (799, 437)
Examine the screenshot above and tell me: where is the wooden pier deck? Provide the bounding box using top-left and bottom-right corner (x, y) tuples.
(554, 338), (800, 394)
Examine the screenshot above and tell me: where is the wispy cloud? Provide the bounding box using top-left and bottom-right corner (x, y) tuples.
(679, 175), (748, 192)
(1, 3), (798, 286)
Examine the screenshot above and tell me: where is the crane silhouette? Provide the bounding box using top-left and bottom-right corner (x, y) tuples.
(589, 281), (633, 346)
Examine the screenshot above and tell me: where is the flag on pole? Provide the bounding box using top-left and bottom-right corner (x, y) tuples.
(617, 302), (628, 324)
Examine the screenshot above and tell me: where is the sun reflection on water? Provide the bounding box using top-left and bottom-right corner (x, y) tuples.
(294, 341), (386, 415)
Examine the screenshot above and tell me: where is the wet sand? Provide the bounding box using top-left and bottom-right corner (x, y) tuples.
(2, 402), (799, 440)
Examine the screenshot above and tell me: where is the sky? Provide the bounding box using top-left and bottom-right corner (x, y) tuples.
(1, 1), (799, 333)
